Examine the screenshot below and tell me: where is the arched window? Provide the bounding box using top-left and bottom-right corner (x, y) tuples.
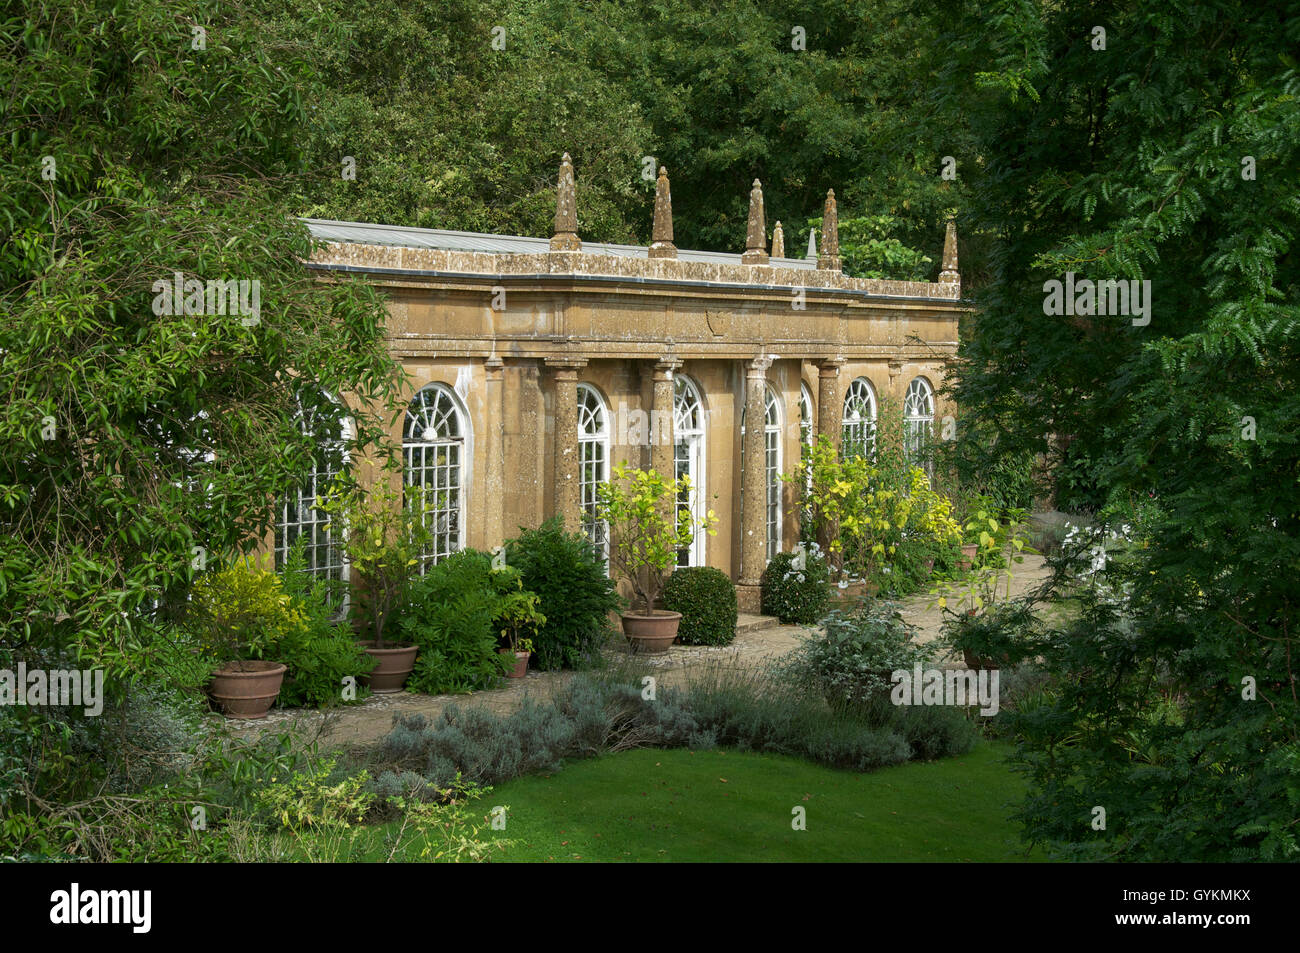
(741, 385), (783, 562)
(799, 381), (815, 523)
(674, 374), (707, 567)
(577, 383), (610, 561)
(904, 377), (936, 467)
(274, 392), (348, 595)
(404, 383), (468, 568)
(841, 377), (876, 461)
(799, 382), (815, 452)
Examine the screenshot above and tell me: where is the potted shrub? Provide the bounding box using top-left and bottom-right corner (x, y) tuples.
(939, 601), (1038, 670)
(494, 579), (545, 678)
(500, 636), (534, 678)
(596, 463), (716, 653)
(319, 479), (433, 692)
(189, 558), (303, 719)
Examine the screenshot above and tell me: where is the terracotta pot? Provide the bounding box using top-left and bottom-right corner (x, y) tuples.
(957, 543), (979, 571)
(962, 647), (1009, 671)
(358, 641), (419, 693)
(620, 611), (682, 654)
(208, 660), (287, 719)
(501, 649), (530, 678)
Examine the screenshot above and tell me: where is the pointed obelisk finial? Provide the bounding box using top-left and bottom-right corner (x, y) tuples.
(939, 215), (960, 283)
(806, 228), (818, 260)
(741, 178), (769, 265)
(550, 152), (581, 252)
(771, 221), (785, 259)
(817, 189), (840, 272)
(648, 166), (677, 259)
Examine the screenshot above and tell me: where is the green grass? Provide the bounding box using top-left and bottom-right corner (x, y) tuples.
(477, 741), (1042, 862)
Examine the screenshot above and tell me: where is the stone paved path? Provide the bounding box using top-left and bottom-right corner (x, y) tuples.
(227, 556), (1050, 749)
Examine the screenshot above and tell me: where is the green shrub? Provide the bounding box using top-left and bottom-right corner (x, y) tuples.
(777, 599), (935, 710)
(278, 541), (375, 708)
(760, 548), (830, 624)
(504, 518), (624, 670)
(662, 567), (737, 645)
(395, 549), (518, 694)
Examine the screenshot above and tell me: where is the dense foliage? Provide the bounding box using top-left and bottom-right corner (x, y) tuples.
(503, 518), (624, 670)
(662, 567), (739, 645)
(395, 550), (533, 695)
(936, 0), (1300, 861)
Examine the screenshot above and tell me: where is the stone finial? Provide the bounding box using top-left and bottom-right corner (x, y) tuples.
(741, 179), (769, 265)
(939, 215), (960, 282)
(806, 228), (818, 260)
(648, 165), (676, 259)
(550, 152), (581, 252)
(817, 189), (840, 272)
(771, 221), (785, 258)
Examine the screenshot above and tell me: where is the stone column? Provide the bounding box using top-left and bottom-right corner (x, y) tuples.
(484, 356), (506, 550)
(737, 355), (773, 611)
(815, 358), (845, 563)
(650, 357), (680, 480)
(546, 357), (587, 531)
(817, 357), (844, 454)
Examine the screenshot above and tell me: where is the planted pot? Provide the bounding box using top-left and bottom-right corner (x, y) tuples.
(501, 649), (530, 679)
(358, 641), (419, 693)
(957, 543), (979, 571)
(208, 660), (287, 720)
(620, 610), (682, 654)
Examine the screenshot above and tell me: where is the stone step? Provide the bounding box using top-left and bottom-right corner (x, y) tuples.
(735, 613), (783, 635)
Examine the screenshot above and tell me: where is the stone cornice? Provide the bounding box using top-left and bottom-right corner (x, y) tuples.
(308, 242), (964, 303)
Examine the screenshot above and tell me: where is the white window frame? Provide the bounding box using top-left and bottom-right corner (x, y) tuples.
(403, 382), (470, 569)
(577, 382), (610, 563)
(904, 376), (935, 468)
(842, 376), (877, 461)
(674, 374), (707, 567)
(274, 394), (351, 608)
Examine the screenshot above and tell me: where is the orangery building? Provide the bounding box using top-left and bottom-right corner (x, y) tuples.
(283, 155), (965, 611)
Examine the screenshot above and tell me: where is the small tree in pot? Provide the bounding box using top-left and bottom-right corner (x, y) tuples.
(318, 478), (434, 692)
(595, 463), (716, 653)
(189, 557), (305, 719)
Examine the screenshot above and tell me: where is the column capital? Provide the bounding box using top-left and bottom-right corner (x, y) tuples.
(653, 355), (683, 381)
(747, 353), (775, 377)
(544, 356), (588, 375)
(817, 356), (846, 376)
(485, 355), (505, 376)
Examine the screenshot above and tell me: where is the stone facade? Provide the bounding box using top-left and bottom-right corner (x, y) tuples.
(299, 161), (965, 611)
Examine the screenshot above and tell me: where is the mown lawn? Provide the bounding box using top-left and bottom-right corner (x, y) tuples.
(481, 741), (1041, 862)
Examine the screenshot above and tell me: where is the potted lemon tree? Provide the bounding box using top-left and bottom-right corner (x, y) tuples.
(189, 557), (304, 719)
(596, 463), (716, 653)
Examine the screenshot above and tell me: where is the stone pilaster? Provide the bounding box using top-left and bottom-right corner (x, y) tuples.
(741, 179), (769, 266)
(550, 153), (581, 252)
(648, 166), (677, 259)
(546, 357), (587, 530)
(484, 356), (506, 550)
(737, 354), (774, 610)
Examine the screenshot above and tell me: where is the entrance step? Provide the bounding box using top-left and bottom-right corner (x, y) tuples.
(735, 613), (783, 635)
